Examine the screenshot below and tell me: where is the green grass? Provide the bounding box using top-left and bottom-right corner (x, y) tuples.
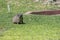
(0, 13), (60, 40)
(0, 0), (60, 40)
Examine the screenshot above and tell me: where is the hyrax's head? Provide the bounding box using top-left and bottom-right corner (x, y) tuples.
(17, 14), (23, 18)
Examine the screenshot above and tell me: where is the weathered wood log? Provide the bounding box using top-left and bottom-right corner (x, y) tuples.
(25, 10), (60, 15)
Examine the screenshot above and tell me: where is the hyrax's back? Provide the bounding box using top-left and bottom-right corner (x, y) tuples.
(12, 15), (20, 24)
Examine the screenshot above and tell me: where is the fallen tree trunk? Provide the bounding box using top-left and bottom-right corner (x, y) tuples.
(25, 10), (60, 15)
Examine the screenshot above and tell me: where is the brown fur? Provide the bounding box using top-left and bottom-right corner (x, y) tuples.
(12, 14), (23, 24)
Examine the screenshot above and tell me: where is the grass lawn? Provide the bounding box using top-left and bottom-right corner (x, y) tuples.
(0, 0), (60, 40)
(0, 13), (60, 40)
